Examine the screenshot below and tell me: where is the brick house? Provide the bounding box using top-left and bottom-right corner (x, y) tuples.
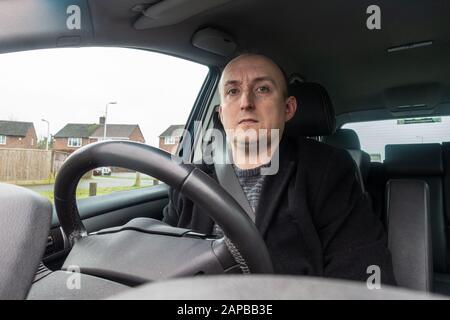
(0, 120), (37, 149)
(159, 125), (185, 154)
(54, 117), (145, 153)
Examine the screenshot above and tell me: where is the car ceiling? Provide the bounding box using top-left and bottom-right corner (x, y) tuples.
(2, 0), (450, 117)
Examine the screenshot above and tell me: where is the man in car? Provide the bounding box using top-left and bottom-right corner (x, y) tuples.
(163, 53), (396, 285)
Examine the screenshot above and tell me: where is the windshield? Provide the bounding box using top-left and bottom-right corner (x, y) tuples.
(0, 47), (208, 202)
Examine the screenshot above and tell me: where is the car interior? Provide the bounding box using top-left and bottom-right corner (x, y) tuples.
(1, 0), (450, 299)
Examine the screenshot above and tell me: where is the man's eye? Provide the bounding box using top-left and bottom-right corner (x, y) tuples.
(227, 88), (239, 95)
(256, 86), (270, 93)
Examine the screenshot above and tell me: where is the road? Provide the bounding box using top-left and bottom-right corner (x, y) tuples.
(24, 172), (155, 193)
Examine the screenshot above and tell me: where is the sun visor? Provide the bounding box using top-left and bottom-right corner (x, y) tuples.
(134, 0), (233, 30)
(0, 0), (93, 50)
(384, 83), (442, 116)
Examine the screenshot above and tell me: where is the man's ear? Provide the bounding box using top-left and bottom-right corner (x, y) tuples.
(285, 96), (297, 122)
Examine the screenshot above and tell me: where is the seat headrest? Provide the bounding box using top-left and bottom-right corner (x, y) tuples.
(385, 143), (443, 175)
(322, 129), (361, 150)
(285, 82), (335, 137)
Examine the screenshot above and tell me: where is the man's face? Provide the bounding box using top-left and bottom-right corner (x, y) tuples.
(219, 55), (297, 146)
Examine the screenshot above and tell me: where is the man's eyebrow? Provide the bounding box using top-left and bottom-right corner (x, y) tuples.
(223, 76), (277, 87)
(223, 80), (241, 87)
(252, 76), (277, 86)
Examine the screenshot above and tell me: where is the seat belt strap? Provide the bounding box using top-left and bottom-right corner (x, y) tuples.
(211, 108), (255, 221)
(214, 162), (255, 222)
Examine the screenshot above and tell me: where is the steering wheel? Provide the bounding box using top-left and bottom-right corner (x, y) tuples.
(53, 140), (273, 283)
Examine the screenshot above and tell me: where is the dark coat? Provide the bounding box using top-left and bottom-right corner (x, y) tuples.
(163, 136), (397, 285)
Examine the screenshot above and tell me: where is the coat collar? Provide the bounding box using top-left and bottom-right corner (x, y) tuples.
(196, 136), (299, 237)
(255, 136), (297, 238)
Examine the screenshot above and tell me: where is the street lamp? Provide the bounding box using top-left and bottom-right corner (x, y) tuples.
(41, 119), (50, 150)
(103, 101), (117, 141)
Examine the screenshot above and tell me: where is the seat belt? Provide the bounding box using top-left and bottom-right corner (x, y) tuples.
(211, 109), (255, 222)
(214, 162), (255, 222)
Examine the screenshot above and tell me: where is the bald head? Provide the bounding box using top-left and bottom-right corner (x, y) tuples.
(219, 54), (289, 101)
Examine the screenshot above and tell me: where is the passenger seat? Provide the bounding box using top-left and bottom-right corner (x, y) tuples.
(384, 143), (448, 292)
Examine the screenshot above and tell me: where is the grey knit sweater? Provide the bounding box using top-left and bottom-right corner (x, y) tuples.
(232, 164), (266, 214)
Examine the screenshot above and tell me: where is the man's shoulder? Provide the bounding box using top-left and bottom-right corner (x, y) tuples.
(287, 136), (347, 163)
(284, 137), (356, 181)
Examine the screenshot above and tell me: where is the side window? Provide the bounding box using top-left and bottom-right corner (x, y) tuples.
(343, 116), (450, 162)
(0, 47), (208, 202)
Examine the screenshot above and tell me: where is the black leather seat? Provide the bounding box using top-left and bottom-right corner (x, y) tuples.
(386, 179), (432, 291)
(323, 128), (370, 191)
(286, 83), (368, 192)
(286, 82), (335, 137)
(286, 82), (368, 193)
(385, 143), (448, 291)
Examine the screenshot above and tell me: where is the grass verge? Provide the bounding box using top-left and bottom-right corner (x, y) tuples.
(38, 185), (148, 203)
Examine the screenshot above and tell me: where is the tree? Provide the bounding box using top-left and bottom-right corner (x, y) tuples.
(37, 135), (55, 150)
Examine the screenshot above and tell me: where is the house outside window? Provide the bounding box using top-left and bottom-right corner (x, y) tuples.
(159, 124), (185, 154)
(164, 136), (176, 145)
(68, 137), (82, 147)
(0, 135), (6, 145)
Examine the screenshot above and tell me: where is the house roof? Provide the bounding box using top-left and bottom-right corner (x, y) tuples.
(54, 123), (99, 138)
(90, 124), (139, 138)
(54, 123), (140, 139)
(159, 125), (185, 137)
(0, 120), (34, 137)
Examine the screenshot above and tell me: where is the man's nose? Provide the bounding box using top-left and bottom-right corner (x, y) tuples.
(239, 89), (255, 111)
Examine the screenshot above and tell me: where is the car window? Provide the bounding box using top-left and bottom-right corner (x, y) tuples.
(0, 47), (208, 202)
(342, 116), (450, 162)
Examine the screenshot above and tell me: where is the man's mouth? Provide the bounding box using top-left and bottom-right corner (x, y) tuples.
(238, 119), (258, 125)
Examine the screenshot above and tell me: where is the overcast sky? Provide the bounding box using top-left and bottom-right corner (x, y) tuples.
(0, 47), (208, 147)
